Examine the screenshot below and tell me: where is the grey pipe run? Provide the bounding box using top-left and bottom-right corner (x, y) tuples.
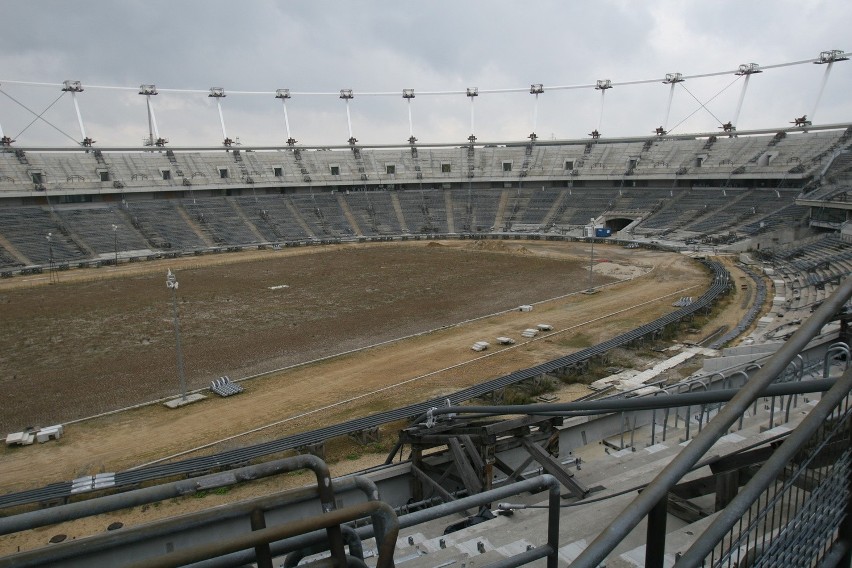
(394, 474), (562, 568)
(226, 475), (562, 568)
(283, 525), (364, 568)
(0, 454), (365, 538)
(421, 379), (836, 421)
(124, 500), (399, 568)
(675, 363), (852, 566)
(569, 274), (852, 568)
(0, 475), (384, 568)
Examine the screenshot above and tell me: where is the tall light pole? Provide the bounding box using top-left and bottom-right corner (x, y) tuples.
(46, 232), (57, 285)
(166, 269), (187, 402)
(112, 224), (118, 267)
(588, 218), (596, 292)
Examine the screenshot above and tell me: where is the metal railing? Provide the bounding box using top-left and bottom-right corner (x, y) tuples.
(570, 275), (852, 568)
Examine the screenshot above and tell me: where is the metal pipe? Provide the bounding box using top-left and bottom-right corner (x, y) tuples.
(123, 500), (398, 568)
(570, 275), (852, 568)
(182, 478), (382, 568)
(282, 525), (364, 567)
(394, 475), (560, 568)
(250, 508), (273, 568)
(675, 364), (852, 566)
(427, 379), (835, 420)
(824, 343), (850, 378)
(1, 456), (340, 537)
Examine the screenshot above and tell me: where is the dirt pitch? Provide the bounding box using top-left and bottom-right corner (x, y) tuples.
(0, 241), (718, 493)
(0, 241), (768, 555)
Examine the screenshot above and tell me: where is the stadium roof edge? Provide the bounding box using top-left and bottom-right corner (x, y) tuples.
(4, 123), (851, 153)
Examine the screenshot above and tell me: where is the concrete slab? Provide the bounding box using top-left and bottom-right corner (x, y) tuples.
(163, 393), (207, 409)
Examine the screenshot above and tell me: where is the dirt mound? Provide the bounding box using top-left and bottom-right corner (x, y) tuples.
(467, 240), (533, 255)
(425, 241), (444, 248)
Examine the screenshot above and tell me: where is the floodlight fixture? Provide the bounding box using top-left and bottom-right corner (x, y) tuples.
(275, 88), (291, 99)
(816, 49), (848, 64)
(663, 73), (684, 84)
(208, 87), (226, 98)
(466, 87), (478, 97)
(62, 80), (84, 93)
(339, 89), (354, 100)
(402, 89), (415, 99)
(530, 83), (544, 95)
(595, 79), (612, 90)
(735, 63), (762, 76)
(139, 84), (158, 96)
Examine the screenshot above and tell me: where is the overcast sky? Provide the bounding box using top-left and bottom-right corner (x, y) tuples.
(1, 0), (850, 147)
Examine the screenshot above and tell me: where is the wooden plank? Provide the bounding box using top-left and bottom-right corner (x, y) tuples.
(449, 437), (483, 496)
(460, 434), (486, 472)
(521, 438), (588, 499)
(410, 465), (470, 517)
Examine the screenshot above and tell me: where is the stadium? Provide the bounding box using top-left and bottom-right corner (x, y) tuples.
(1, 48), (852, 568)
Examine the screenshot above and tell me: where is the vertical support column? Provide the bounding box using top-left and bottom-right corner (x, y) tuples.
(250, 509), (274, 568)
(411, 445), (424, 502)
(715, 470), (739, 512)
(645, 494), (668, 568)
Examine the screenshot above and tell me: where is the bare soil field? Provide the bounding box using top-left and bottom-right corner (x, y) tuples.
(0, 240), (714, 487)
(0, 241), (764, 556)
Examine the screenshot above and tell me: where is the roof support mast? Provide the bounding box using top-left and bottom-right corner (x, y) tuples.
(659, 73), (684, 135)
(139, 85), (166, 147)
(811, 50), (849, 123)
(731, 63), (761, 130)
(0, 96), (10, 145)
(402, 89), (416, 144)
(208, 88), (232, 147)
(529, 83), (544, 141)
(275, 89), (296, 146)
(466, 87), (478, 143)
(590, 79), (611, 139)
(62, 80), (93, 147)
(340, 89), (356, 145)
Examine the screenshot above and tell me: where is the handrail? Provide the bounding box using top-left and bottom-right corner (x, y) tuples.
(675, 364), (852, 566)
(570, 274), (852, 568)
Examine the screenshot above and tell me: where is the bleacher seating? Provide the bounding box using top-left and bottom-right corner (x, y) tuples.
(210, 376), (243, 397)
